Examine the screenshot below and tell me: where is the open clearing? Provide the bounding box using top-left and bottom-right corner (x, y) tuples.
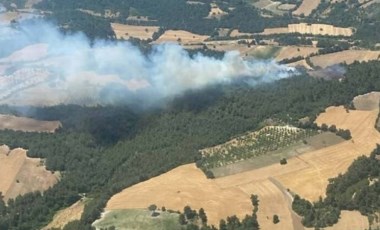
(0, 145), (59, 201)
(260, 23), (353, 37)
(311, 50), (380, 68)
(293, 0), (321, 16)
(210, 132), (344, 178)
(155, 30), (209, 44)
(275, 46), (319, 61)
(206, 3), (227, 19)
(0, 114), (61, 133)
(93, 209), (182, 230)
(104, 93), (379, 229)
(324, 211), (369, 230)
(353, 92), (380, 111)
(43, 199), (86, 230)
(111, 23), (159, 40)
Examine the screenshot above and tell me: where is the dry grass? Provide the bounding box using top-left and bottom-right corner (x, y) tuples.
(260, 23), (353, 36)
(278, 3), (297, 10)
(155, 30), (209, 44)
(323, 211), (369, 230)
(310, 50), (380, 68)
(0, 114), (61, 133)
(104, 93), (380, 228)
(275, 46), (319, 61)
(0, 145), (59, 201)
(293, 0), (321, 16)
(353, 92), (380, 111)
(229, 29), (253, 37)
(111, 23), (159, 40)
(287, 59), (313, 69)
(43, 199), (86, 230)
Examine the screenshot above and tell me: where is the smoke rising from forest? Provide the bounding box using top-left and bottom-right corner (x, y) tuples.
(0, 19), (296, 107)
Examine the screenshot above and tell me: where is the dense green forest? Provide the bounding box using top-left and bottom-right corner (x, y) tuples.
(32, 0), (294, 38)
(0, 61), (379, 229)
(292, 146), (380, 228)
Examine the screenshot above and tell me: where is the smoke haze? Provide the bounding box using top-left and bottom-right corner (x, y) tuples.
(0, 19), (296, 107)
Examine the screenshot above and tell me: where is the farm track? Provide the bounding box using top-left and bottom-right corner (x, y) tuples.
(104, 93), (379, 229)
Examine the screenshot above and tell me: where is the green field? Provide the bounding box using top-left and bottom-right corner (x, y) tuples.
(210, 132), (345, 177)
(200, 126), (319, 169)
(248, 46), (282, 59)
(93, 209), (183, 230)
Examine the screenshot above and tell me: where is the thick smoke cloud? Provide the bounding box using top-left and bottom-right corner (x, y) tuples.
(0, 19), (296, 107)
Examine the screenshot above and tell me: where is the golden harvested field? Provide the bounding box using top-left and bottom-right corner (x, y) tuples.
(293, 0), (321, 16)
(275, 46), (319, 61)
(353, 92), (380, 111)
(43, 199), (86, 230)
(229, 29), (253, 37)
(104, 93), (379, 228)
(311, 50), (380, 68)
(0, 114), (61, 133)
(155, 30), (209, 44)
(111, 23), (159, 40)
(287, 59), (312, 69)
(323, 211), (369, 230)
(260, 23), (353, 36)
(0, 145), (59, 201)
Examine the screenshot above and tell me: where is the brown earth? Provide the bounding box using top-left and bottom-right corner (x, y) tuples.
(0, 145), (59, 201)
(43, 199), (86, 230)
(104, 93), (379, 229)
(111, 23), (159, 40)
(310, 50), (380, 68)
(0, 114), (61, 133)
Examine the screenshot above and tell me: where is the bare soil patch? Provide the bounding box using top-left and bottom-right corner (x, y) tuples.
(0, 146), (59, 201)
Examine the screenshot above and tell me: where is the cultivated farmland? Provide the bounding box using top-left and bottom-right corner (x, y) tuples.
(293, 0), (321, 16)
(310, 50), (380, 68)
(0, 114), (61, 133)
(111, 23), (159, 40)
(103, 92), (380, 229)
(0, 145), (59, 201)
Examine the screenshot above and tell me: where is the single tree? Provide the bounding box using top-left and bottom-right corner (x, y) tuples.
(273, 214), (280, 224)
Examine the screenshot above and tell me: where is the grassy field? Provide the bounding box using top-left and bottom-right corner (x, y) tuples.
(248, 46), (282, 59)
(43, 199), (87, 230)
(93, 209), (183, 230)
(0, 146), (59, 201)
(210, 132), (344, 177)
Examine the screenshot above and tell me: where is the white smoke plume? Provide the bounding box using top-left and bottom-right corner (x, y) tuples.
(0, 20), (296, 107)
